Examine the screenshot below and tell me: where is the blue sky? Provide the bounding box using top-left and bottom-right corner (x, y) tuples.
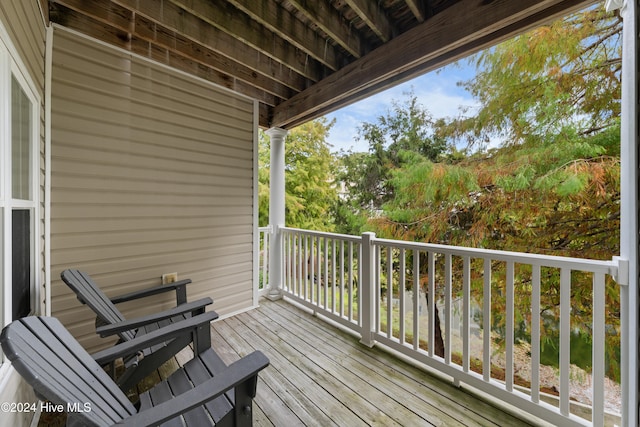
(323, 61), (479, 153)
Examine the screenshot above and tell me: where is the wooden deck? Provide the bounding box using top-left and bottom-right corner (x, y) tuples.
(38, 297), (540, 426)
(208, 298), (536, 427)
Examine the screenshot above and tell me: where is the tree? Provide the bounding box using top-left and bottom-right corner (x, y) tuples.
(441, 6), (621, 149)
(366, 5), (622, 379)
(336, 92), (449, 222)
(259, 118), (339, 231)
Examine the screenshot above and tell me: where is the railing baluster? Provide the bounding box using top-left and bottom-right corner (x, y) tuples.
(324, 236), (329, 309)
(304, 235), (309, 301)
(593, 272), (605, 425)
(462, 256), (470, 373)
(298, 234), (302, 298)
(287, 233), (292, 292)
(358, 241), (363, 328)
(313, 236), (318, 305)
(428, 251), (435, 358)
(298, 233), (303, 297)
(375, 244), (381, 333)
(332, 239), (337, 313)
(531, 264), (541, 404)
(560, 268), (571, 416)
(506, 261), (514, 392)
(483, 258), (491, 381)
(413, 250), (420, 352)
(282, 234), (291, 291)
(263, 230), (270, 291)
(399, 248), (406, 345)
(340, 240), (345, 317)
(444, 253), (452, 364)
(349, 241), (354, 322)
(282, 232), (287, 292)
(387, 246), (393, 339)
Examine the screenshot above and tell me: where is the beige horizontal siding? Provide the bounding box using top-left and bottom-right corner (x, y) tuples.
(50, 27), (257, 352)
(0, 1), (45, 91)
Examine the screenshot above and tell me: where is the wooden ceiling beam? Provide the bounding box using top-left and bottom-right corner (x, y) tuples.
(287, 0), (366, 58)
(168, 0), (330, 81)
(227, 0), (346, 71)
(344, 0), (394, 42)
(271, 0), (597, 128)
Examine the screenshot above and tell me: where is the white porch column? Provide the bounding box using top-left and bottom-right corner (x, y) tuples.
(611, 0), (639, 425)
(266, 127), (288, 300)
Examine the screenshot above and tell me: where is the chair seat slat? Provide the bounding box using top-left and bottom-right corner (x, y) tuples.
(182, 350), (234, 422)
(165, 368), (215, 426)
(147, 382), (184, 427)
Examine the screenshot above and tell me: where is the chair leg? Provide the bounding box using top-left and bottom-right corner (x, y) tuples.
(193, 323), (212, 355)
(233, 375), (259, 427)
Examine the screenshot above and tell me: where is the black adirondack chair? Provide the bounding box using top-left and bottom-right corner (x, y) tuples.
(1, 315), (269, 427)
(61, 269), (217, 391)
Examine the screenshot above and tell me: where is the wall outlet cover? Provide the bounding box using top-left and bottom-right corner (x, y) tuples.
(162, 272), (178, 284)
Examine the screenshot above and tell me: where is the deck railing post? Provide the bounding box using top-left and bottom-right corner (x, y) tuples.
(360, 232), (376, 347)
(265, 127), (288, 301)
(611, 0), (639, 425)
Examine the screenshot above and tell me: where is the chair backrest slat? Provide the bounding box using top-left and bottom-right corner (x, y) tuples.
(61, 269), (136, 342)
(1, 317), (137, 427)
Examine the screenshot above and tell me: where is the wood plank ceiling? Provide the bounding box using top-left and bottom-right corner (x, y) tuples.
(48, 0), (598, 129)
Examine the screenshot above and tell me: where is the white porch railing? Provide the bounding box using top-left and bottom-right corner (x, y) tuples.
(268, 226), (624, 427)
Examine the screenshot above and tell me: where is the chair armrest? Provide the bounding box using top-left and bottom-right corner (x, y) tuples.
(95, 297), (213, 337)
(110, 279), (192, 305)
(116, 351), (270, 427)
(91, 311), (219, 365)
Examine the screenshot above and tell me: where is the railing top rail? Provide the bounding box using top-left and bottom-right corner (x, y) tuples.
(282, 226), (362, 243)
(278, 226), (618, 275)
(373, 237), (618, 275)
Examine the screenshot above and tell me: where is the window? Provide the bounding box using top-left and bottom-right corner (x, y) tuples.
(10, 74), (34, 320)
(12, 75), (32, 201)
(0, 36), (40, 330)
(12, 209), (30, 319)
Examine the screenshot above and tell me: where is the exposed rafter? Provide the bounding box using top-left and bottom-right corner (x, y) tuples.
(344, 0), (394, 42)
(166, 0), (328, 82)
(286, 0), (366, 58)
(227, 0), (344, 70)
(47, 0), (599, 129)
(405, 0), (427, 23)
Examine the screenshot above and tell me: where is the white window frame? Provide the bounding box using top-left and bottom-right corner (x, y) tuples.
(0, 28), (41, 360)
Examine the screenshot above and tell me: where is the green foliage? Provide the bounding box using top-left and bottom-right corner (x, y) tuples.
(335, 91), (451, 225)
(443, 6), (621, 148)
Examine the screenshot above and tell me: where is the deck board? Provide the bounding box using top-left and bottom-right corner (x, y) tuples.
(213, 298), (533, 427)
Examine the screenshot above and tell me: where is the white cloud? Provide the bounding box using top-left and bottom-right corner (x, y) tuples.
(325, 68), (479, 152)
